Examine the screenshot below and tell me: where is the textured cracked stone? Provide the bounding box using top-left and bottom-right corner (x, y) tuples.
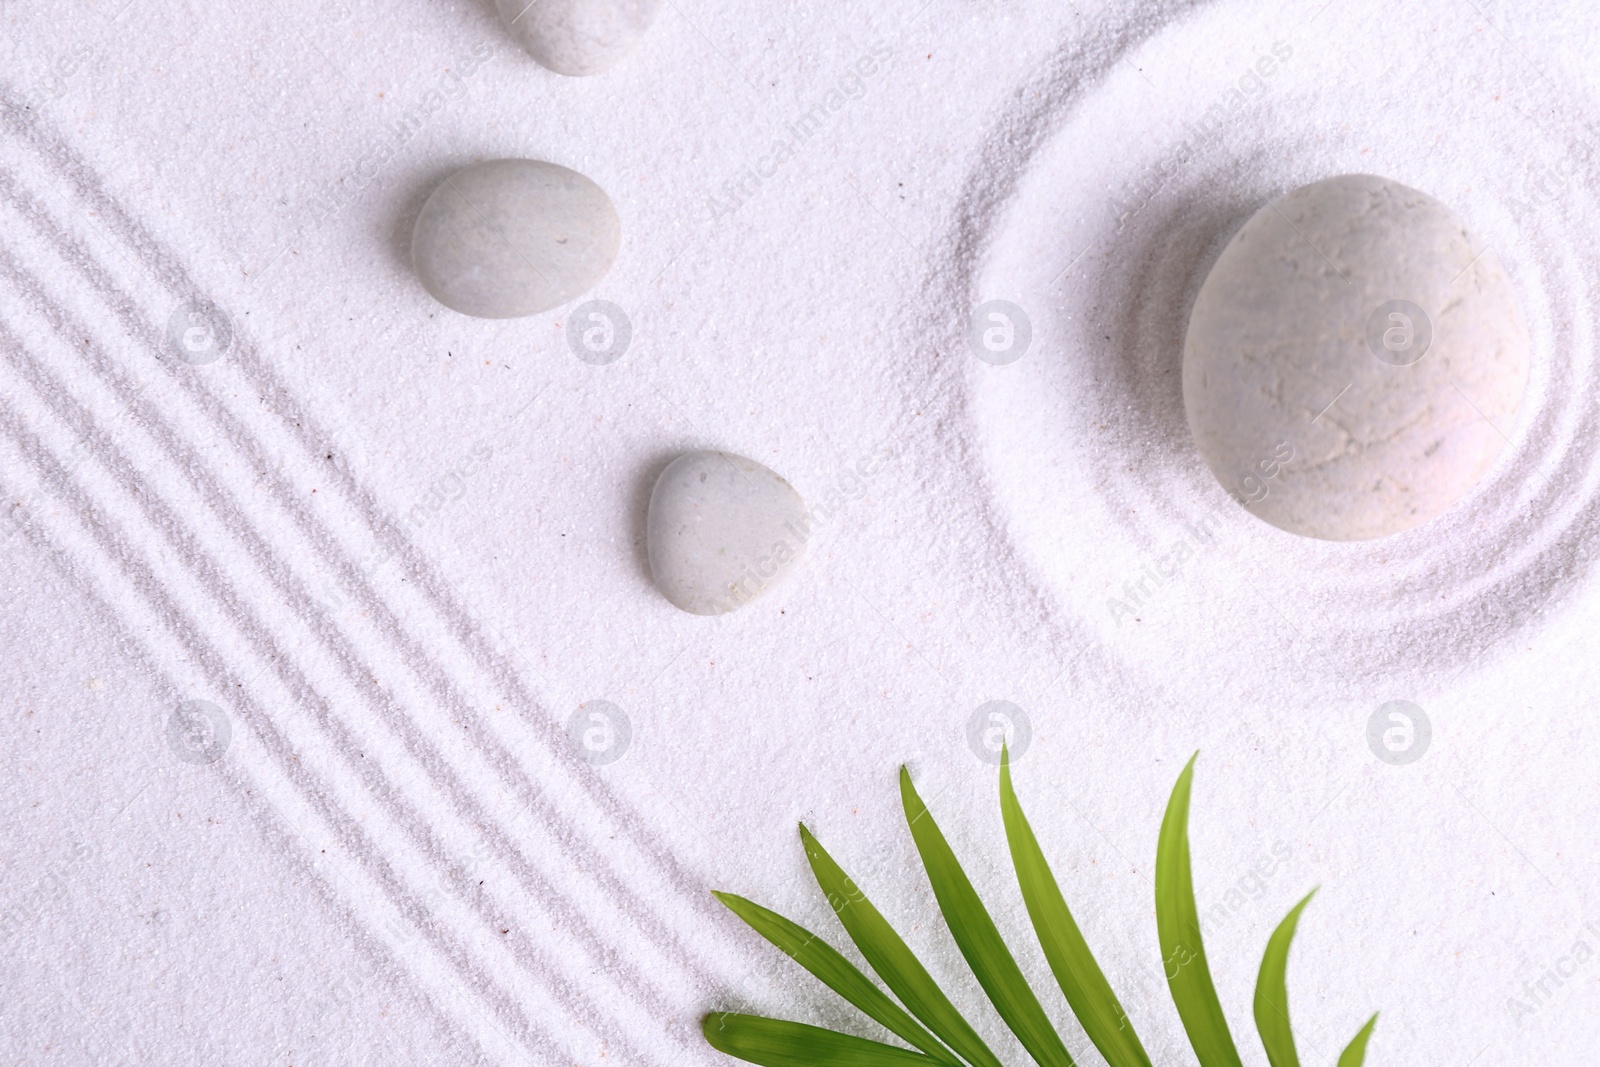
(646, 451), (811, 615)
(494, 0), (661, 76)
(411, 159), (619, 319)
(1183, 173), (1530, 540)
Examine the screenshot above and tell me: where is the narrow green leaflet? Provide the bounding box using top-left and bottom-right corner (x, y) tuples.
(1253, 889), (1318, 1067)
(713, 891), (961, 1066)
(802, 824), (1007, 1067)
(703, 1014), (935, 1067)
(1154, 754), (1243, 1067)
(899, 767), (1078, 1067)
(999, 751), (1153, 1067)
(1336, 1014), (1379, 1067)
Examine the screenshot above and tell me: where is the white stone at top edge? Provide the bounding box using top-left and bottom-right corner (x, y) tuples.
(494, 0), (662, 77)
(646, 451), (811, 615)
(1181, 173), (1530, 541)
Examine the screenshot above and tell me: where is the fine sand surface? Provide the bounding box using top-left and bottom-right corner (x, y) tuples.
(2, 1), (1597, 1064)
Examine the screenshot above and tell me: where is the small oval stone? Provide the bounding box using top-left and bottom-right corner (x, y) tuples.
(1182, 173), (1530, 540)
(494, 0), (661, 77)
(646, 451), (811, 615)
(411, 159), (620, 319)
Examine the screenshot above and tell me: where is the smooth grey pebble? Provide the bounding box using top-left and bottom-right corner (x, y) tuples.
(646, 451), (812, 615)
(411, 158), (620, 319)
(1183, 173), (1529, 540)
(494, 0), (661, 76)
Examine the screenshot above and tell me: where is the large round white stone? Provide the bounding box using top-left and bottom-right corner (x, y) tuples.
(494, 0), (661, 77)
(646, 451), (811, 615)
(1182, 173), (1530, 540)
(411, 159), (620, 319)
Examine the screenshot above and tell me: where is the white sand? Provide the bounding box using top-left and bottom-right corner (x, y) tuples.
(2, 0), (1597, 1064)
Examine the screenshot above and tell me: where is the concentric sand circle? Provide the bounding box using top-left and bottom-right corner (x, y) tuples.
(947, 0), (1600, 698)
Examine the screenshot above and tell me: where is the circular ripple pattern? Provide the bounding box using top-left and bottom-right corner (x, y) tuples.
(948, 0), (1600, 697)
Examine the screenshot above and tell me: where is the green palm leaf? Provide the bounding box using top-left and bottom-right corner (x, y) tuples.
(900, 766), (1078, 1067)
(713, 891), (962, 1065)
(706, 752), (1391, 1067)
(1154, 753), (1243, 1067)
(801, 824), (1006, 1067)
(999, 750), (1152, 1067)
(703, 1013), (935, 1067)
(1253, 889), (1318, 1067)
(1337, 1013), (1379, 1067)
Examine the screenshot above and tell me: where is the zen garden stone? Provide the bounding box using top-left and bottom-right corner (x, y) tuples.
(1182, 173), (1530, 540)
(646, 451), (811, 615)
(494, 0), (661, 77)
(411, 159), (620, 319)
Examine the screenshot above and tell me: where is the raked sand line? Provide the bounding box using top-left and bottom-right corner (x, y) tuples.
(0, 278), (690, 1066)
(0, 213), (700, 1045)
(0, 85), (717, 923)
(0, 106), (732, 1062)
(0, 86), (730, 1000)
(901, 0), (1216, 712)
(0, 85), (731, 963)
(9, 526), (503, 1065)
(0, 392), (580, 1065)
(0, 483), (500, 1064)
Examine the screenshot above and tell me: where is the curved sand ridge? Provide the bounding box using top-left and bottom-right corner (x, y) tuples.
(935, 0), (1600, 699)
